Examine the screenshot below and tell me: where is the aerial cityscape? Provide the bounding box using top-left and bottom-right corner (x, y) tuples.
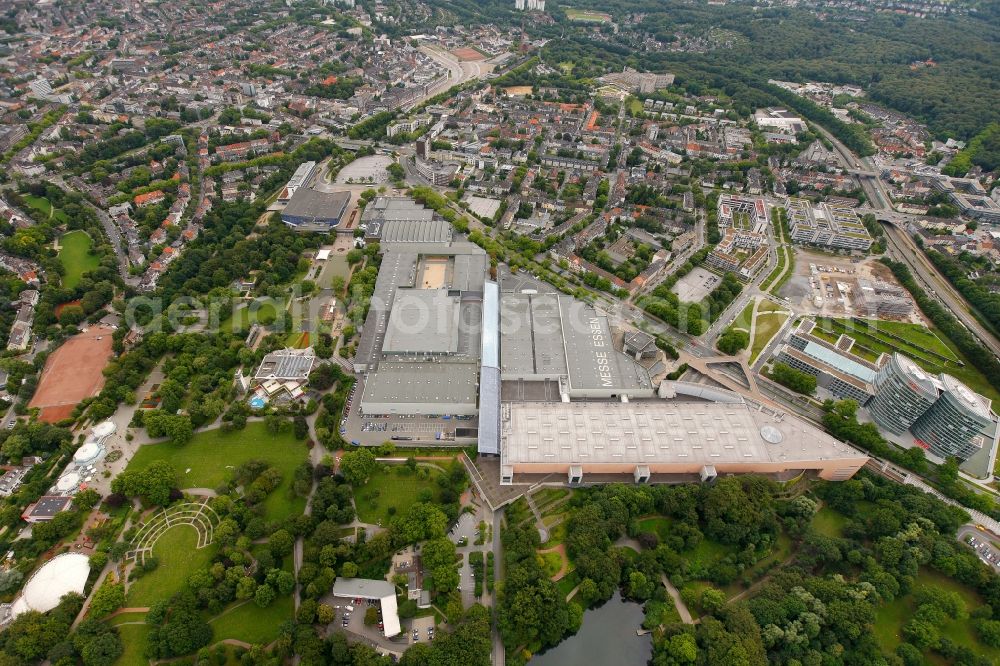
(0, 0), (998, 664)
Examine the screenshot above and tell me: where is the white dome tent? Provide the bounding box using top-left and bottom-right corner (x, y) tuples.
(9, 553), (90, 619)
(71, 420), (116, 468)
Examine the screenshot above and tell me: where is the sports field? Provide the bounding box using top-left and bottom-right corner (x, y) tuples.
(564, 8), (611, 22)
(28, 327), (115, 422)
(451, 47), (485, 61)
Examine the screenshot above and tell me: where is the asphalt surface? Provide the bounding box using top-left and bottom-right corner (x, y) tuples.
(957, 525), (1000, 572)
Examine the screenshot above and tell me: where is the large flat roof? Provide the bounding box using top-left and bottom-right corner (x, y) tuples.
(499, 293), (650, 393)
(282, 188), (350, 222)
(501, 399), (864, 466)
(500, 293), (567, 376)
(382, 289), (461, 354)
(381, 219), (452, 243)
(355, 242), (487, 371)
(255, 349), (315, 380)
(559, 298), (651, 392)
(362, 362), (479, 406)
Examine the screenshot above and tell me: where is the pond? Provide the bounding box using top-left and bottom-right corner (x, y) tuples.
(530, 591), (652, 665)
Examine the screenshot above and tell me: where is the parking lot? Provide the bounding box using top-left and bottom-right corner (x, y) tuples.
(410, 615), (436, 645)
(962, 527), (1000, 571)
(672, 267), (721, 302)
(449, 511), (483, 608)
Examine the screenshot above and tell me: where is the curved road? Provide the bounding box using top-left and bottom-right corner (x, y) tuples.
(812, 123), (1000, 360)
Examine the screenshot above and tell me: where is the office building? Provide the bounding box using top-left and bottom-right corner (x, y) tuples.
(867, 353), (939, 435)
(911, 373), (992, 460)
(773, 319), (880, 403)
(414, 158), (458, 186)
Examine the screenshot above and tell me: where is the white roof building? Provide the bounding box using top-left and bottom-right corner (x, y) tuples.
(332, 577), (401, 637)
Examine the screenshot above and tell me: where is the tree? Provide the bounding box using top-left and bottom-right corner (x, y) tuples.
(88, 582), (125, 618)
(767, 362), (817, 395)
(254, 584), (276, 608)
(0, 569), (22, 594)
(269, 529), (294, 557)
(626, 571), (653, 601)
(365, 606), (378, 625)
(701, 588), (726, 614)
(423, 537), (459, 593)
(977, 619), (1000, 648)
(341, 561), (359, 578)
(293, 414), (309, 440)
(317, 603), (335, 624)
(717, 329), (750, 355)
(79, 629), (123, 666)
(146, 591), (212, 658)
(664, 633), (698, 664)
(236, 576), (257, 601)
(340, 448), (377, 485)
(110, 460), (176, 506)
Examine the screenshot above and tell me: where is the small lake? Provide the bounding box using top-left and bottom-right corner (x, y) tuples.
(530, 591), (652, 666)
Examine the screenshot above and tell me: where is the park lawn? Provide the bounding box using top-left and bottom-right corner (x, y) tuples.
(542, 512), (565, 527)
(126, 524), (218, 607)
(209, 594), (294, 645)
(538, 551), (565, 578)
(731, 300), (755, 332)
(565, 7), (611, 21)
(812, 506), (849, 538)
(285, 330), (310, 349)
(636, 516), (673, 541)
(545, 521), (567, 548)
(761, 247), (787, 292)
(629, 98), (644, 115)
(25, 195), (67, 222)
(108, 612), (147, 626)
(874, 568), (1000, 662)
(533, 487), (570, 511)
(686, 537), (736, 570)
(757, 300), (785, 315)
(858, 318), (958, 360)
(353, 465), (443, 525)
(58, 230), (100, 289)
(114, 622), (151, 666)
(556, 569), (581, 598)
(750, 311), (789, 364)
(217, 301), (281, 334)
(126, 422), (309, 522)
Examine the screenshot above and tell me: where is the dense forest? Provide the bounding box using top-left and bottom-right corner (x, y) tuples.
(498, 475), (1000, 666)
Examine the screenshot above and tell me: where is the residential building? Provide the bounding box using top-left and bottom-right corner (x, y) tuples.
(786, 197), (872, 251)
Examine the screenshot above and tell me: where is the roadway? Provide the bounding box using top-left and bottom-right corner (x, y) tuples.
(880, 220), (1000, 360)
